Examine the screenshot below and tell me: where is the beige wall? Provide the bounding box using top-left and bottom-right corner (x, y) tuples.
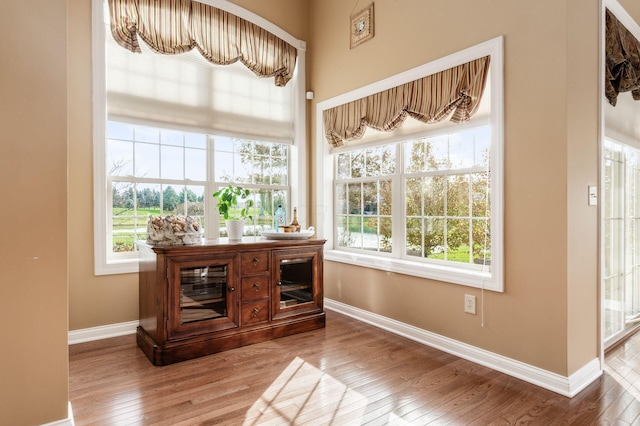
(0, 1), (69, 424)
(566, 0), (599, 374)
(309, 0), (599, 376)
(68, 0), (140, 330)
(619, 0), (640, 24)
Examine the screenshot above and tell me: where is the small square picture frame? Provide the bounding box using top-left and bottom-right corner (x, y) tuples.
(350, 3), (374, 49)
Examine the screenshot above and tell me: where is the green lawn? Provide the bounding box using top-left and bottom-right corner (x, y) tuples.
(429, 245), (471, 262)
(428, 245), (491, 263)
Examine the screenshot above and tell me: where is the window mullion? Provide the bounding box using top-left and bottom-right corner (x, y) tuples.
(467, 173), (473, 264)
(394, 142), (404, 258)
(206, 135), (216, 240)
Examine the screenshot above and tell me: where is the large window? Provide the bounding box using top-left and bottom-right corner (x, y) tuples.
(316, 38), (503, 291)
(106, 122), (289, 258)
(93, 0), (306, 274)
(334, 127), (490, 267)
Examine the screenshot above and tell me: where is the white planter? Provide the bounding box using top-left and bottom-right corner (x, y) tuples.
(226, 219), (244, 241)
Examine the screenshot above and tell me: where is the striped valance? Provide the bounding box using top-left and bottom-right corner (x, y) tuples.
(323, 56), (490, 147)
(605, 9), (640, 106)
(108, 0), (297, 87)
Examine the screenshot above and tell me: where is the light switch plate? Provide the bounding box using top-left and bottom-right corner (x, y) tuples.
(588, 185), (597, 206)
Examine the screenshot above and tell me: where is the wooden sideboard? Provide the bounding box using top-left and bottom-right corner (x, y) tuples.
(137, 238), (325, 365)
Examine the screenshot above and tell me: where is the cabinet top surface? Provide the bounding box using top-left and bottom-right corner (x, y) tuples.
(138, 237), (326, 254)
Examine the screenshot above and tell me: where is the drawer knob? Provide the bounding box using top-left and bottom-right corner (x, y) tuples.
(228, 286), (235, 292)
(253, 283), (260, 291)
(276, 281), (282, 286)
(252, 257), (259, 265)
(251, 307), (259, 317)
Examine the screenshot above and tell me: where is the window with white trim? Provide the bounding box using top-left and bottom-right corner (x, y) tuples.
(316, 37), (504, 291)
(93, 0), (306, 275)
(106, 123), (290, 258)
(335, 126), (490, 265)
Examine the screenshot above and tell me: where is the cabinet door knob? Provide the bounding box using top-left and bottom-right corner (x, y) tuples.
(228, 286), (235, 292)
(252, 257), (259, 265)
(276, 281), (282, 286)
(251, 307), (259, 317)
(253, 283), (260, 291)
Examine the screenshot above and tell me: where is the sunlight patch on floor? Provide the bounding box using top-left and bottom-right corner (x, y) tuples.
(605, 358), (640, 400)
(243, 356), (369, 425)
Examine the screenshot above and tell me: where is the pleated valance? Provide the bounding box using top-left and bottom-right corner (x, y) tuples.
(323, 56), (490, 148)
(108, 0), (297, 87)
(605, 9), (640, 106)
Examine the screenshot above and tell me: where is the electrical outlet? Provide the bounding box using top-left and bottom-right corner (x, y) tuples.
(464, 294), (476, 315)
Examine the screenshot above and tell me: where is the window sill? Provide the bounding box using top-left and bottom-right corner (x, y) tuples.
(324, 249), (500, 291)
(95, 257), (139, 276)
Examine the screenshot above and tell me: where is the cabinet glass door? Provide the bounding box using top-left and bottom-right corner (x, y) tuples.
(279, 258), (313, 308)
(180, 265), (228, 324)
(168, 255), (238, 338)
(273, 248), (322, 319)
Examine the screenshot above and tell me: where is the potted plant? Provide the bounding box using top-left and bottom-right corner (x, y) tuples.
(212, 185), (254, 241)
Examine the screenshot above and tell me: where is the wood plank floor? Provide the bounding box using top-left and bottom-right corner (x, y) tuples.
(69, 310), (640, 425)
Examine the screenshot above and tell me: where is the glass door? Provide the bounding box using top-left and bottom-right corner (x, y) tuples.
(272, 248), (322, 320)
(603, 138), (640, 348)
(167, 255), (239, 338)
(179, 265), (228, 323)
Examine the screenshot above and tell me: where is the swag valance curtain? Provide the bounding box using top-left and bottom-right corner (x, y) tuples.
(108, 0), (297, 87)
(323, 56), (490, 148)
(605, 9), (640, 106)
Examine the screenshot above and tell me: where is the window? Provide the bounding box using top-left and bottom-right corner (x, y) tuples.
(603, 136), (640, 346)
(93, 0), (306, 274)
(335, 145), (395, 253)
(316, 38), (504, 291)
(403, 127), (490, 266)
(334, 127), (490, 267)
(213, 137), (289, 236)
(107, 122), (207, 255)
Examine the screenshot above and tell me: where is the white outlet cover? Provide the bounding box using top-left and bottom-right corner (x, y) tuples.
(464, 294), (476, 314)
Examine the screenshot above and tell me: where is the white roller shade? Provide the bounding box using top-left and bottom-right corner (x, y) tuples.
(106, 23), (295, 143)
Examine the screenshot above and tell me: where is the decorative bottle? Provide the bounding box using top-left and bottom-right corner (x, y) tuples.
(289, 207), (301, 232)
(275, 204), (286, 232)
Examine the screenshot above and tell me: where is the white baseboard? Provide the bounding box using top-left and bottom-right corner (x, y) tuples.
(42, 401), (74, 426)
(324, 298), (602, 397)
(68, 320), (139, 345)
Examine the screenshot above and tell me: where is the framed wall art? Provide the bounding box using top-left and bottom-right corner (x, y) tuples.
(350, 3), (374, 48)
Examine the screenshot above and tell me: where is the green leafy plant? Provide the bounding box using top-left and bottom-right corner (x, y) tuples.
(212, 185), (254, 220)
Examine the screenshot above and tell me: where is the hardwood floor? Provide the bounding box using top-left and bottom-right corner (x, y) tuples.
(69, 311), (640, 425)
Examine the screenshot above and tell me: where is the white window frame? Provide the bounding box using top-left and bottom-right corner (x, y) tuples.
(93, 0), (307, 275)
(315, 37), (504, 291)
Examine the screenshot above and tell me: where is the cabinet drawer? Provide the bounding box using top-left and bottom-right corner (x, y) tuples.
(241, 276), (269, 301)
(241, 301), (269, 325)
(241, 251), (269, 275)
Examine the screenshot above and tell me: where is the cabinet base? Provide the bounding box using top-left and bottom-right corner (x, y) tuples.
(137, 313), (326, 366)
